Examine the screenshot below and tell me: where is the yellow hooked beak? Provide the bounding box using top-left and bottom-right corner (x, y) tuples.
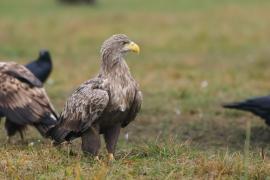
(125, 41), (140, 54)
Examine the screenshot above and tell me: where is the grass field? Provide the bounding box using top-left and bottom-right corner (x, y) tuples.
(1, 0), (270, 179)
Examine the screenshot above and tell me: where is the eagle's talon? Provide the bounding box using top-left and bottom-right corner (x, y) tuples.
(108, 153), (115, 161)
(94, 156), (101, 162)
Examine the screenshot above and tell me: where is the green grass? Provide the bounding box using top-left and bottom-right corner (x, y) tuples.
(1, 0), (270, 179)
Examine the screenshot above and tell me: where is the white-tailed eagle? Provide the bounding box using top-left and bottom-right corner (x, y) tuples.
(48, 34), (142, 160)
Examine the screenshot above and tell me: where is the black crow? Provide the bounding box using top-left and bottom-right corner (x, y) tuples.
(25, 50), (52, 83)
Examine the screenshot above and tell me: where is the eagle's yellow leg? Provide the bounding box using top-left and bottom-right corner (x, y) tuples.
(94, 156), (100, 161)
(108, 153), (114, 161)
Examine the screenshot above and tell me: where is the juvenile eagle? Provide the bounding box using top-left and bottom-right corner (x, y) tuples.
(2, 50), (53, 141)
(0, 62), (58, 142)
(223, 95), (270, 125)
(48, 34), (142, 160)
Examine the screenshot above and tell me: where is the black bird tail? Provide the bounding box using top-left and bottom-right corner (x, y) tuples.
(222, 102), (248, 110)
(223, 96), (270, 125)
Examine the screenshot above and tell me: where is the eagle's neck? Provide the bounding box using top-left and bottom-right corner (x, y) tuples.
(100, 55), (132, 80)
(100, 55), (137, 111)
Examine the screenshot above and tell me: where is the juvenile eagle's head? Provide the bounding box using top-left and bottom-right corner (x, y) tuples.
(100, 34), (140, 62)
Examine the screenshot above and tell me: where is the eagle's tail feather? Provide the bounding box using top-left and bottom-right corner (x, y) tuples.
(46, 126), (69, 145)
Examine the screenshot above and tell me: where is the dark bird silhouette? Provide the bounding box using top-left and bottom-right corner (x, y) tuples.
(48, 34), (142, 160)
(223, 95), (270, 125)
(2, 50), (53, 141)
(25, 50), (52, 83)
(0, 62), (58, 142)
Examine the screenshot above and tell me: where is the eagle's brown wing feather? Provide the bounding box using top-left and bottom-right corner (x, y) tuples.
(2, 62), (42, 87)
(122, 90), (142, 127)
(60, 80), (109, 133)
(0, 62), (57, 127)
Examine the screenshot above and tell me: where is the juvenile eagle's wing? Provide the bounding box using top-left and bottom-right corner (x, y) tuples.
(2, 62), (43, 87)
(122, 90), (142, 127)
(0, 62), (57, 130)
(59, 80), (109, 133)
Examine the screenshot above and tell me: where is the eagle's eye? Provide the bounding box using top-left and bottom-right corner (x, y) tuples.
(121, 41), (129, 45)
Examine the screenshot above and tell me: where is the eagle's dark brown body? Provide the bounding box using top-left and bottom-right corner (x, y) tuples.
(48, 34), (142, 159)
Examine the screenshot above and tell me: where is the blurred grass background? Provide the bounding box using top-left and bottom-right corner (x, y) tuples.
(0, 0), (270, 179)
